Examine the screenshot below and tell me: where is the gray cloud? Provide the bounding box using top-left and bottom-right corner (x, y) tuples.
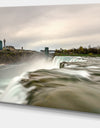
(0, 4), (100, 50)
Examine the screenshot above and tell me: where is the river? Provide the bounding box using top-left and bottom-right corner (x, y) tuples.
(0, 56), (100, 113)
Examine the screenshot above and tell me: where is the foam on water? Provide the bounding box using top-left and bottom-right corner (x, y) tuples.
(0, 72), (28, 104)
(0, 64), (5, 66)
(0, 56), (98, 104)
(0, 57), (57, 104)
(56, 69), (90, 78)
(53, 56), (87, 66)
(86, 66), (99, 69)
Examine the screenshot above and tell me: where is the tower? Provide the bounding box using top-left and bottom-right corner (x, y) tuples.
(45, 47), (49, 56)
(21, 47), (23, 51)
(3, 39), (6, 48)
(0, 40), (2, 50)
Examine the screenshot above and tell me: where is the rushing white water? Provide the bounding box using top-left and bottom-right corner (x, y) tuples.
(0, 57), (57, 104)
(53, 56), (87, 67)
(56, 69), (90, 78)
(0, 56), (99, 105)
(0, 73), (28, 104)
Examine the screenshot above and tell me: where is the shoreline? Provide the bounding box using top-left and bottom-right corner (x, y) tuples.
(54, 54), (100, 57)
(0, 50), (44, 64)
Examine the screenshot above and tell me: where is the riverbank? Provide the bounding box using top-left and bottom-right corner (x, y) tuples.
(0, 50), (43, 64)
(54, 46), (100, 57)
(54, 53), (100, 57)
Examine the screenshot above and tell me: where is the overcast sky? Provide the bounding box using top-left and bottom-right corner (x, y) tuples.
(0, 4), (100, 51)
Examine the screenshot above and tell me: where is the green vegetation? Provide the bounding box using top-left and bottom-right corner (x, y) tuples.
(54, 46), (100, 57)
(0, 50), (38, 64)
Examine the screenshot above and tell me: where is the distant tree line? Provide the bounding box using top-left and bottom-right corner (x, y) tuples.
(54, 46), (100, 56)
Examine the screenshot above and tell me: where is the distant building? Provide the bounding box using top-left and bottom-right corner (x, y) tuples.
(41, 48), (55, 54)
(5, 46), (15, 51)
(21, 47), (23, 50)
(45, 47), (49, 56)
(3, 39), (6, 48)
(0, 40), (2, 50)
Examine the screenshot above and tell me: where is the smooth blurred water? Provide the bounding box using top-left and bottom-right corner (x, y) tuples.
(0, 56), (100, 113)
(0, 57), (56, 104)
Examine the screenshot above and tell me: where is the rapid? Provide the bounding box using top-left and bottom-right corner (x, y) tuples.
(0, 56), (100, 113)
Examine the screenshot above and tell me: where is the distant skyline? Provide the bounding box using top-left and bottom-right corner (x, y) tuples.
(0, 4), (100, 51)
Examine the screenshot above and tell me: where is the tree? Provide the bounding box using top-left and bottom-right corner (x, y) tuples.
(79, 46), (84, 54)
